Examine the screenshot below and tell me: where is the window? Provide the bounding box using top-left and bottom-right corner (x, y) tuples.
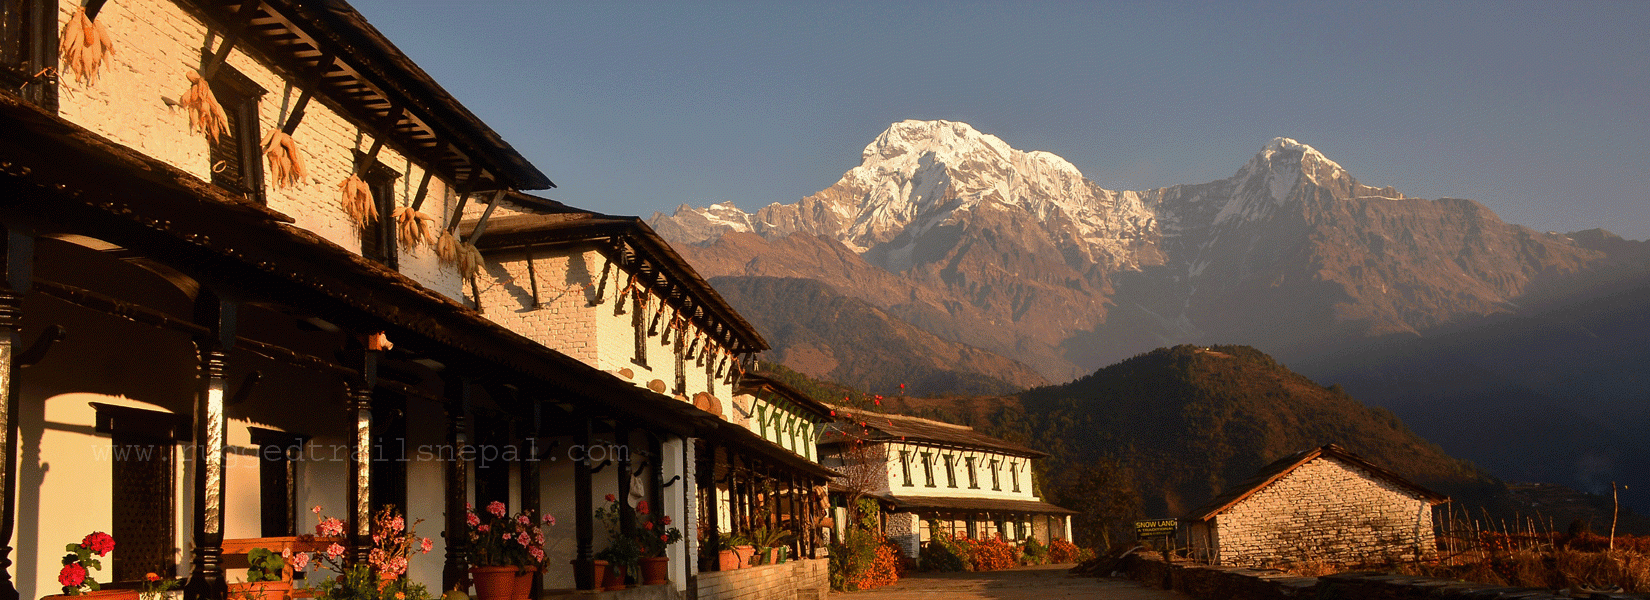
(944, 455), (957, 488)
(250, 428), (308, 537)
(370, 394), (408, 513)
(921, 451), (935, 487)
(207, 65), (266, 204)
(632, 293), (649, 367)
(1010, 462), (1020, 492)
(357, 157), (400, 268)
(0, 0), (55, 109)
(990, 459), (1001, 491)
(755, 404), (767, 437)
(672, 323), (686, 394)
(965, 456), (978, 489)
(94, 403), (184, 583)
(899, 450), (912, 487)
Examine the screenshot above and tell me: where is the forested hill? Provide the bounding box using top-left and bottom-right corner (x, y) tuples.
(1010, 345), (1503, 521)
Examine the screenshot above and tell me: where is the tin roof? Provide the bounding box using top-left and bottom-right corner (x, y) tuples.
(819, 406), (1047, 458)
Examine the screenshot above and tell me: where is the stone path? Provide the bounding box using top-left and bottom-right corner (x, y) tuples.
(835, 564), (1191, 599)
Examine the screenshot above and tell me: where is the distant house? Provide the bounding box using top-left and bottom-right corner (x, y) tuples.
(819, 408), (1074, 557)
(1184, 444), (1449, 567)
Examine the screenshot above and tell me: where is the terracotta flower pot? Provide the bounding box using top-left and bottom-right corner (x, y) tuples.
(230, 580), (294, 600)
(569, 559), (607, 592)
(469, 566), (517, 600)
(510, 566), (536, 600)
(734, 545), (755, 568)
(638, 556), (668, 585)
(601, 563), (626, 591)
(43, 590), (139, 600)
(717, 550), (739, 571)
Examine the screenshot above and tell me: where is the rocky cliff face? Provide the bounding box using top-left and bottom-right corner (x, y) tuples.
(653, 120), (1620, 382)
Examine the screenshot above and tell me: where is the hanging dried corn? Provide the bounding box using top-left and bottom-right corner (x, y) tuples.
(180, 70), (228, 142)
(392, 206), (437, 250)
(339, 174), (375, 227)
(260, 130), (307, 188)
(456, 241), (484, 279)
(59, 5), (114, 85)
(435, 229), (459, 263)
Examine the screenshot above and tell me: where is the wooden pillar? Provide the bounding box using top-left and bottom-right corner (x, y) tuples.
(346, 349), (378, 565)
(701, 440), (719, 571)
(0, 231), (31, 600)
(441, 377), (471, 592)
(572, 417), (595, 590)
(520, 402), (542, 600)
(615, 422), (635, 570)
(184, 294), (236, 600)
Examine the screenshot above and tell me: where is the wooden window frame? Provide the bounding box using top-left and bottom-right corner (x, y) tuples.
(965, 456), (978, 489)
(249, 427), (309, 537)
(921, 451), (935, 488)
(944, 455), (957, 488)
(899, 449), (912, 487)
(990, 459), (1001, 491)
(356, 155), (401, 269)
(631, 293), (649, 368)
(93, 403), (187, 584)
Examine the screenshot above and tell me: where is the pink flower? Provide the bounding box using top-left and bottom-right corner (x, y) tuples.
(477, 524), (490, 533)
(390, 516), (405, 532)
(517, 514), (531, 526)
(81, 532), (115, 556)
(466, 502), (473, 510)
(466, 513), (481, 527)
(516, 532), (530, 547)
(542, 514), (555, 525)
(326, 543), (345, 559)
(528, 546), (545, 563)
(533, 530), (544, 545)
(58, 563), (86, 588)
(486, 501), (506, 518)
(420, 538), (434, 554)
(501, 533), (510, 541)
(291, 552), (310, 571)
(313, 505), (324, 515)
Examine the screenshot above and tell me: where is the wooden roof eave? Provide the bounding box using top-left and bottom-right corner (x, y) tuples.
(179, 0), (552, 192)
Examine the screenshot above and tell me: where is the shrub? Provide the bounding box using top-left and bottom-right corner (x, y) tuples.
(920, 533), (971, 572)
(1048, 539), (1085, 563)
(1020, 537), (1048, 565)
(969, 536), (1019, 572)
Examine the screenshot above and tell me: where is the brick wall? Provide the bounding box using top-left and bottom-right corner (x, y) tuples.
(1196, 456), (1436, 567)
(56, 0), (466, 301)
(694, 558), (828, 600)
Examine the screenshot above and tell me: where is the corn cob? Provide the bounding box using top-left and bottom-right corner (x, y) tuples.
(260, 130), (306, 188)
(180, 70), (228, 142)
(59, 6), (113, 85)
(339, 174), (375, 227)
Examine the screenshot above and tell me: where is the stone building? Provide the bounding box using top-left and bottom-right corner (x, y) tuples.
(1184, 444), (1449, 567)
(818, 408), (1074, 558)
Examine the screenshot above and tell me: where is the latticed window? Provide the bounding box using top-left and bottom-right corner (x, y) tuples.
(357, 159), (400, 268)
(250, 428), (308, 537)
(206, 65), (265, 203)
(94, 404), (183, 583)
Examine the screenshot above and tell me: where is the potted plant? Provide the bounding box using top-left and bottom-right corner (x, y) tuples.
(300, 505), (436, 600)
(592, 495), (639, 589)
(48, 532), (133, 600)
(229, 548), (289, 600)
(139, 572), (180, 600)
(461, 501), (551, 600)
(747, 526), (791, 566)
(715, 534), (747, 571)
(634, 501), (682, 585)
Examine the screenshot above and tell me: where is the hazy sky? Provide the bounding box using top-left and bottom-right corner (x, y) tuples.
(350, 1), (1650, 240)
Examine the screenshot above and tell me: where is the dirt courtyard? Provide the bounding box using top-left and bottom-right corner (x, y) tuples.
(835, 564), (1190, 599)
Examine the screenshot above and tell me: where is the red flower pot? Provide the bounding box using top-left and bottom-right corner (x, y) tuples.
(639, 556), (668, 585)
(510, 566), (536, 600)
(601, 563), (626, 591)
(469, 566), (516, 600)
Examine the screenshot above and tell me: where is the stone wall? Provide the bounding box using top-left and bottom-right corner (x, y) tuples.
(1197, 455), (1435, 567)
(1122, 555), (1645, 600)
(694, 558), (828, 600)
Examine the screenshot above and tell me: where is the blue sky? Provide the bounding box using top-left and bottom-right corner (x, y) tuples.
(350, 1), (1650, 240)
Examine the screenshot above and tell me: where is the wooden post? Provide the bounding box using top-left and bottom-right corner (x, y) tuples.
(441, 377), (471, 592)
(616, 423), (635, 552)
(0, 231), (31, 600)
(346, 350), (378, 565)
(573, 417), (594, 590)
(701, 440), (719, 572)
(520, 402), (542, 599)
(184, 294), (236, 600)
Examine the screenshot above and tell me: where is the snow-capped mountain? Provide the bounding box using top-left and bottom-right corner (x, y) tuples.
(652, 119), (1624, 382)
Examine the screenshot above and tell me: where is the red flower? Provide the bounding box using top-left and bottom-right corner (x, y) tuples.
(605, 494), (616, 502)
(59, 563), (86, 588)
(660, 534), (668, 542)
(643, 521), (654, 530)
(661, 516), (672, 525)
(81, 531), (115, 556)
(636, 501), (649, 515)
(145, 573), (160, 583)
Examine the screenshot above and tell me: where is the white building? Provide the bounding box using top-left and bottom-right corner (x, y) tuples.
(818, 408), (1074, 557)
